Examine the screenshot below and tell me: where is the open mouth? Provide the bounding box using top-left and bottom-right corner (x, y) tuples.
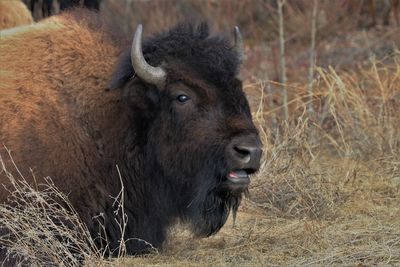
(218, 169), (254, 195)
(226, 170), (250, 186)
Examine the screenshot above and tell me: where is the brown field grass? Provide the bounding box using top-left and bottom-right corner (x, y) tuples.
(1, 57), (399, 266)
(1, 0), (400, 266)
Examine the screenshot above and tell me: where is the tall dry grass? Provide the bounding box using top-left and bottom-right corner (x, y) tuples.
(0, 150), (143, 266)
(251, 53), (399, 211)
(1, 55), (399, 266)
(0, 149), (108, 266)
(244, 55), (400, 265)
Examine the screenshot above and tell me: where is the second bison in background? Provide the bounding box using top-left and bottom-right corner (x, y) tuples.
(0, 0), (33, 30)
(0, 9), (262, 259)
(27, 0), (100, 19)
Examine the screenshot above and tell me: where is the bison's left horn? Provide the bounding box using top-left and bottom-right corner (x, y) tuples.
(234, 26), (244, 61)
(131, 24), (166, 88)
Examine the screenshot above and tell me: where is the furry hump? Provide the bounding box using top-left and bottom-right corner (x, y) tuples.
(110, 23), (241, 90)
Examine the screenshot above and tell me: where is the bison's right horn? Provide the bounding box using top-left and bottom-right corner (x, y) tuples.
(234, 26), (244, 61)
(131, 24), (166, 88)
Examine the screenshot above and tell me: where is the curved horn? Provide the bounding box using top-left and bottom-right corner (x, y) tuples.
(234, 26), (244, 61)
(131, 24), (166, 88)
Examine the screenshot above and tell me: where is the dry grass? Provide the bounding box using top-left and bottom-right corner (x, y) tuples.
(1, 57), (399, 266)
(0, 149), (108, 266)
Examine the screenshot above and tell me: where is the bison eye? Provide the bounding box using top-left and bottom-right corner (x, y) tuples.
(177, 94), (190, 103)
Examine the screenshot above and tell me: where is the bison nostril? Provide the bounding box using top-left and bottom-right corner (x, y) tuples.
(234, 145), (250, 156)
(232, 143), (262, 167)
(229, 134), (263, 169)
(233, 145), (251, 163)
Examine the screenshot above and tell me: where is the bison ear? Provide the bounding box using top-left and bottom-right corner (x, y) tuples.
(110, 50), (160, 115)
(122, 81), (160, 115)
(109, 50), (133, 90)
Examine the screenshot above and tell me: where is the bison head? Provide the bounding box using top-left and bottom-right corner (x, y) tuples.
(110, 23), (262, 241)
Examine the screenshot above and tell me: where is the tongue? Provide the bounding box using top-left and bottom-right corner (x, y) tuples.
(227, 170), (250, 185)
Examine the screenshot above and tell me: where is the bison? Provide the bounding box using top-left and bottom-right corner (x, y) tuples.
(0, 10), (262, 260)
(0, 0), (33, 30)
(27, 0), (101, 19)
(59, 0), (100, 10)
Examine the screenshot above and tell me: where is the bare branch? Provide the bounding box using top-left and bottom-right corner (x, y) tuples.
(277, 0), (288, 121)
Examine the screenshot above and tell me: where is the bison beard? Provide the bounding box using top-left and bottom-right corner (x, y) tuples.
(189, 177), (242, 237)
(0, 10), (262, 261)
(178, 147), (243, 237)
(156, 142), (242, 238)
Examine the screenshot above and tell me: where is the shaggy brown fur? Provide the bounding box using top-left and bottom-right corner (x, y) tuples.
(0, 11), (125, 221)
(0, 0), (33, 30)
